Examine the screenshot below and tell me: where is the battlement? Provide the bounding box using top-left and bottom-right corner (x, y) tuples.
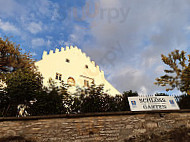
(41, 46), (104, 75)
(42, 46), (79, 58)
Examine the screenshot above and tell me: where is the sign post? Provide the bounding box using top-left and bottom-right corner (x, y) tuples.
(128, 96), (179, 111)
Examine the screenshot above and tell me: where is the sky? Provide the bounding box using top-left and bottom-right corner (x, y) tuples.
(0, 0), (190, 95)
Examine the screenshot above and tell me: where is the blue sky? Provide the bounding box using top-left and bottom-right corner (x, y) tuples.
(1, 0), (190, 95)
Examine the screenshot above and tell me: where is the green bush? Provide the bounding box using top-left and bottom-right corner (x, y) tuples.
(178, 94), (190, 109)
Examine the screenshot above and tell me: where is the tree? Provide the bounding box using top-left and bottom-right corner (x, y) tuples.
(80, 84), (111, 113)
(178, 94), (190, 109)
(28, 89), (64, 116)
(0, 91), (9, 116)
(0, 37), (35, 76)
(2, 68), (43, 116)
(105, 95), (123, 112)
(120, 90), (138, 111)
(58, 81), (75, 114)
(0, 37), (43, 116)
(155, 50), (190, 94)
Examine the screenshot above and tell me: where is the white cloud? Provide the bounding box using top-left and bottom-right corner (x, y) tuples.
(80, 0), (190, 94)
(32, 38), (45, 48)
(30, 52), (37, 57)
(0, 19), (20, 34)
(185, 26), (190, 31)
(51, 3), (60, 21)
(31, 0), (60, 20)
(47, 39), (51, 47)
(139, 86), (148, 96)
(63, 41), (74, 46)
(0, 0), (25, 17)
(38, 0), (52, 15)
(155, 65), (165, 75)
(27, 22), (42, 34)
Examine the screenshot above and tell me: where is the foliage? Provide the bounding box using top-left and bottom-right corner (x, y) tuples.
(155, 50), (190, 94)
(178, 94), (190, 109)
(76, 85), (138, 113)
(0, 37), (42, 116)
(120, 90), (138, 111)
(1, 72), (142, 116)
(5, 68), (42, 103)
(0, 91), (9, 117)
(0, 37), (35, 76)
(48, 80), (84, 114)
(28, 89), (64, 116)
(79, 85), (108, 113)
(29, 79), (64, 116)
(1, 68), (43, 116)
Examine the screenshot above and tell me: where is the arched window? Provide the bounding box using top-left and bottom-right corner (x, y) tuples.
(67, 77), (75, 86)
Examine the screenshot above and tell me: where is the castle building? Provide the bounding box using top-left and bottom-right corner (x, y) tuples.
(35, 46), (120, 96)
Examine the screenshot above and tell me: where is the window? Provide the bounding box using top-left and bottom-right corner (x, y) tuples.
(56, 73), (59, 80)
(59, 74), (62, 81)
(56, 73), (62, 81)
(67, 77), (75, 86)
(80, 75), (94, 87)
(85, 65), (88, 69)
(84, 80), (89, 87)
(84, 80), (87, 87)
(66, 59), (70, 63)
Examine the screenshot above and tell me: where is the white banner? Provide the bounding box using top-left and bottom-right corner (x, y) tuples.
(128, 96), (180, 111)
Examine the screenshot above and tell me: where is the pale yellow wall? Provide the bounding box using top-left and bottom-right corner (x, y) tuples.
(35, 46), (120, 96)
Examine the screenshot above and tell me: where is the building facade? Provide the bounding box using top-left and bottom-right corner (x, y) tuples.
(35, 46), (120, 96)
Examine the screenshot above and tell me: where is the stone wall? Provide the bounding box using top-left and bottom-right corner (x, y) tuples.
(0, 110), (190, 142)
